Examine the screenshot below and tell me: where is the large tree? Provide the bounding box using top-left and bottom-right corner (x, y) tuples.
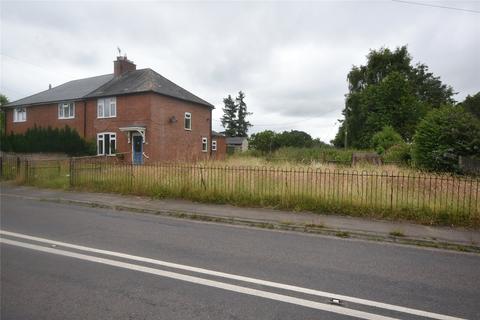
(332, 46), (455, 148)
(220, 94), (237, 136)
(0, 94), (9, 136)
(458, 92), (480, 119)
(235, 91), (252, 137)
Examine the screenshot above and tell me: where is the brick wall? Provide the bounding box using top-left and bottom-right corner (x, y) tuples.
(211, 135), (227, 160)
(150, 94), (212, 162)
(5, 101), (86, 136)
(4, 92), (217, 163)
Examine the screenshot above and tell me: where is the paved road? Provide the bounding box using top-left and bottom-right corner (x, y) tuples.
(1, 194), (479, 319)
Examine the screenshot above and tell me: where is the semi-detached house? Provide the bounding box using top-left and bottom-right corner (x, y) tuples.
(3, 56), (226, 163)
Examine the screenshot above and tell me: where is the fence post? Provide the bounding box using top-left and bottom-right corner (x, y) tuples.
(130, 162), (133, 192)
(24, 160), (29, 183)
(16, 156), (20, 176)
(69, 158), (74, 188)
(390, 174), (394, 211)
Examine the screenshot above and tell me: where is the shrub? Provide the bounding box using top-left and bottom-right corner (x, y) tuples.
(266, 146), (354, 164)
(371, 126), (404, 154)
(383, 143), (411, 164)
(248, 130), (278, 153)
(412, 106), (480, 172)
(0, 125), (96, 156)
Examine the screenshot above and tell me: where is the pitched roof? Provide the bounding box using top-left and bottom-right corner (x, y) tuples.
(5, 74), (114, 107)
(226, 137), (248, 145)
(5, 68), (214, 108)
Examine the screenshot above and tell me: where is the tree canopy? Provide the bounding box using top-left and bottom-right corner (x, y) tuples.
(458, 92), (480, 119)
(332, 46), (455, 148)
(249, 130), (317, 153)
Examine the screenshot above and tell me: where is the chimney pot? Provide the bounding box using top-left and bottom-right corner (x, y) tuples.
(48, 84), (52, 90)
(114, 55), (136, 77)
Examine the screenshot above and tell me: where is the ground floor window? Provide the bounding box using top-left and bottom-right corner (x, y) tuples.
(97, 132), (116, 155)
(202, 137), (208, 152)
(212, 140), (217, 151)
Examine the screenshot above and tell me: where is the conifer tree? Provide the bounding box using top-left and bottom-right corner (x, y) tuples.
(235, 91), (252, 137)
(221, 94), (238, 136)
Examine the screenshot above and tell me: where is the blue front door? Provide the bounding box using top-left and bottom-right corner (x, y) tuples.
(132, 134), (143, 165)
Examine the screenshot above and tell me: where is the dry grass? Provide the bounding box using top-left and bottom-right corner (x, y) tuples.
(2, 154), (479, 228)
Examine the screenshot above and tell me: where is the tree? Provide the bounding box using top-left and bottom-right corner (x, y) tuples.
(249, 130), (316, 153)
(275, 130), (313, 148)
(248, 130), (278, 153)
(220, 95), (238, 136)
(412, 106), (480, 172)
(0, 94), (9, 136)
(333, 46), (454, 148)
(371, 125), (404, 154)
(235, 91), (252, 137)
(458, 92), (480, 119)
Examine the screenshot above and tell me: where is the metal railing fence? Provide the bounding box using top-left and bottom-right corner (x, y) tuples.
(1, 155), (478, 226)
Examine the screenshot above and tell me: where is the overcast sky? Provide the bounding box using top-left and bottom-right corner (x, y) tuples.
(1, 1), (479, 142)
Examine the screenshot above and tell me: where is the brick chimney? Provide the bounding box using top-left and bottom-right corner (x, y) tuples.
(114, 56), (136, 77)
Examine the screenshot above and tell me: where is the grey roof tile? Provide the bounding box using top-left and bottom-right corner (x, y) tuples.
(5, 69), (214, 108)
(5, 74), (114, 107)
(5, 68), (214, 108)
(85, 69), (213, 108)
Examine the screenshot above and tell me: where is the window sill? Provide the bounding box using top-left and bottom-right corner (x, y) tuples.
(13, 120), (26, 123)
(97, 116), (117, 119)
(59, 117), (75, 120)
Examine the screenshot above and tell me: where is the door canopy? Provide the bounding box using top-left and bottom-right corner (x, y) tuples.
(119, 126), (146, 143)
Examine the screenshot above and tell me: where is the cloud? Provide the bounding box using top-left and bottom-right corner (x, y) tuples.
(1, 1), (479, 142)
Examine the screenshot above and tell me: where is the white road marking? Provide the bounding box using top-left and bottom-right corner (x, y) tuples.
(0, 230), (466, 320)
(0, 237), (398, 320)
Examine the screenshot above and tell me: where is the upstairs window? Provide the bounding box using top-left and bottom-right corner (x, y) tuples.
(97, 132), (116, 155)
(184, 112), (192, 130)
(202, 137), (208, 152)
(212, 140), (217, 151)
(58, 102), (75, 119)
(97, 97), (116, 118)
(13, 107), (26, 122)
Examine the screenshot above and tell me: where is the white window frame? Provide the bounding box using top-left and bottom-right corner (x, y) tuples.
(58, 102), (75, 119)
(212, 140), (217, 151)
(97, 97), (117, 119)
(202, 137), (208, 152)
(184, 112), (192, 130)
(97, 132), (117, 156)
(13, 107), (27, 122)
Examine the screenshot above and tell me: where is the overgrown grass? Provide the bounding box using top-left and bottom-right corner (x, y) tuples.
(68, 159), (479, 228)
(3, 155), (479, 228)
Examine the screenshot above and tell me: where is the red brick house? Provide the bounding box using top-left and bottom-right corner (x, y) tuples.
(2, 56), (226, 164)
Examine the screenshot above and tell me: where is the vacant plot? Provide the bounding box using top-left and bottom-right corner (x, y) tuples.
(1, 155), (478, 227)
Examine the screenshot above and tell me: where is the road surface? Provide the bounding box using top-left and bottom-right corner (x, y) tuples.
(1, 194), (479, 319)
